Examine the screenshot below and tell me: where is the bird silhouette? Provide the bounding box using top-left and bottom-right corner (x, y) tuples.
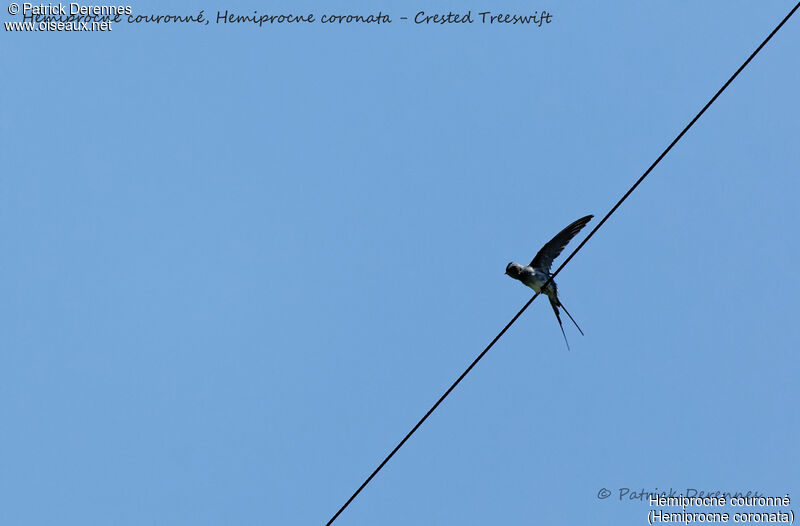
(505, 215), (593, 350)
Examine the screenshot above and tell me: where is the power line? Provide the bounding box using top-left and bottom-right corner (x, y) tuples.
(326, 3), (800, 524)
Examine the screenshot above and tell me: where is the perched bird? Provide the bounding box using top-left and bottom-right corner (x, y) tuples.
(505, 215), (593, 350)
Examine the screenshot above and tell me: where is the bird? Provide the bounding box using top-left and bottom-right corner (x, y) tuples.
(505, 214), (593, 350)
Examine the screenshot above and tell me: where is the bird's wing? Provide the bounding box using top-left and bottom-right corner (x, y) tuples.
(530, 215), (593, 272)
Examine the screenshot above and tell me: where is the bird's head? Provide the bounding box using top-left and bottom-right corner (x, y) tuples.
(505, 262), (522, 278)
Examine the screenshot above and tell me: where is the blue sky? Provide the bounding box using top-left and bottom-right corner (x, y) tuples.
(2, 1), (798, 524)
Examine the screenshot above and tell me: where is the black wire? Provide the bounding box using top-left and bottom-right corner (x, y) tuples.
(326, 3), (800, 524)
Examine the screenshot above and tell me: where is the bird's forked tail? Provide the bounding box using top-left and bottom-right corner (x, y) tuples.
(557, 298), (584, 336)
(548, 296), (584, 351)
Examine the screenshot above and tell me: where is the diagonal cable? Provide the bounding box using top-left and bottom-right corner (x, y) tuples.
(326, 3), (800, 524)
